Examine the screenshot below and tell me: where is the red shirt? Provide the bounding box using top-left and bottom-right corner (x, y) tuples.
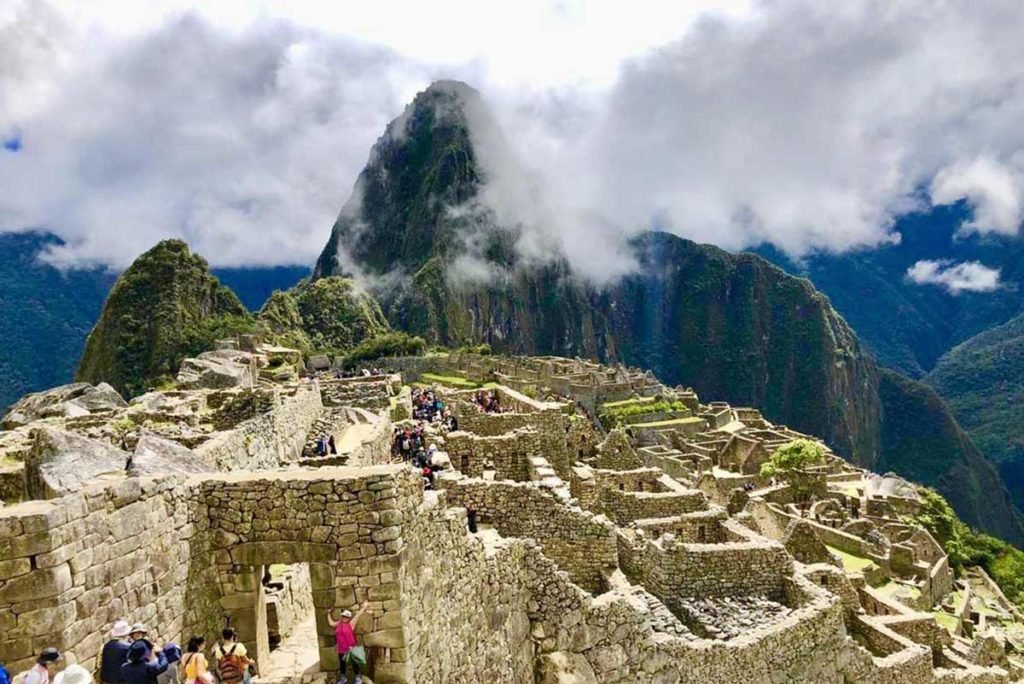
(334, 622), (357, 654)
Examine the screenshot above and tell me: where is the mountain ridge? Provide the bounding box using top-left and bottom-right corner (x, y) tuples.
(313, 80), (1024, 542)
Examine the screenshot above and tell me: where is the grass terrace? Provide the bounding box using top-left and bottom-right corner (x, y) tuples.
(417, 373), (481, 389)
(827, 545), (877, 573)
(934, 611), (959, 635)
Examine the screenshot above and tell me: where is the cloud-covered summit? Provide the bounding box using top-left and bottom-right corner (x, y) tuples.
(2, 0), (1024, 275)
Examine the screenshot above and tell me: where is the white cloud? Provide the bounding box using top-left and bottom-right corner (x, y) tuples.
(930, 156), (1024, 236)
(3, 0), (1024, 274)
(906, 259), (1002, 294)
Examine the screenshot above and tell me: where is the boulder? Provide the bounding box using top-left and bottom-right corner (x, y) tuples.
(177, 350), (256, 390)
(536, 652), (597, 684)
(2, 382), (127, 429)
(130, 435), (216, 477)
(25, 428), (129, 499)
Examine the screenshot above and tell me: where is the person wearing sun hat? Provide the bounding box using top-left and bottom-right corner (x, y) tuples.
(22, 648), (61, 684)
(100, 621), (132, 684)
(53, 664), (92, 684)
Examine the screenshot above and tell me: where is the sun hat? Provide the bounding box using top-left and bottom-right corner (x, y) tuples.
(111, 621), (131, 638)
(129, 623), (149, 635)
(39, 648), (61, 664)
(340, 609), (353, 618)
(58, 664), (93, 684)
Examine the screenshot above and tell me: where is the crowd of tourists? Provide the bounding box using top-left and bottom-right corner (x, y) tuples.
(471, 389), (504, 414)
(4, 603), (373, 684)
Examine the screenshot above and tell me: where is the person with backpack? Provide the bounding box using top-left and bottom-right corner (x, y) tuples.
(100, 621), (132, 684)
(212, 630), (252, 684)
(19, 648), (61, 684)
(1, 661), (11, 684)
(121, 641), (167, 684)
(180, 637), (212, 684)
(326, 601), (370, 684)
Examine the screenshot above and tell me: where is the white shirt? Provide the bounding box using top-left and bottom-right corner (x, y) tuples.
(25, 666), (49, 684)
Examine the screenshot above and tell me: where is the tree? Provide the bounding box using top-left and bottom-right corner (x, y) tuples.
(760, 438), (827, 505)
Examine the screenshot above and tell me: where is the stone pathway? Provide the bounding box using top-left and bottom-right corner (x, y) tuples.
(260, 616), (321, 683)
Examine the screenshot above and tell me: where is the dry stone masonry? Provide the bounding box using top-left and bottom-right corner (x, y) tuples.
(2, 345), (1023, 683)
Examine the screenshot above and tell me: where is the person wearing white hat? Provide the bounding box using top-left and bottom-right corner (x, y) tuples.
(101, 622), (132, 684)
(54, 665), (92, 684)
(327, 601), (370, 684)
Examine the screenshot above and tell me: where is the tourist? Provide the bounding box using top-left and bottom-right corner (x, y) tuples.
(122, 640), (168, 684)
(327, 601), (370, 684)
(328, 435), (337, 454)
(157, 644), (182, 684)
(23, 648), (60, 684)
(212, 629), (251, 684)
(100, 621), (132, 684)
(53, 665), (91, 684)
(180, 637), (212, 684)
(128, 624), (151, 646)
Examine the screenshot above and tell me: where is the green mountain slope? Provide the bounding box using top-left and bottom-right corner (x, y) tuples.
(312, 80), (1024, 543)
(0, 233), (114, 410)
(925, 313), (1024, 507)
(77, 240), (251, 396)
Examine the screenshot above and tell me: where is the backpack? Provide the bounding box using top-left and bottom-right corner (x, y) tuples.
(217, 645), (244, 684)
(0, 664), (10, 684)
(9, 671), (28, 684)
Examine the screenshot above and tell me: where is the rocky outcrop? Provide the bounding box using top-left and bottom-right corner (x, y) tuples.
(25, 427), (128, 499)
(77, 240), (251, 397)
(130, 435), (215, 476)
(2, 382), (127, 429)
(176, 350), (258, 390)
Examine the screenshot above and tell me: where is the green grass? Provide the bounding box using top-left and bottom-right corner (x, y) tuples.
(601, 396), (656, 409)
(419, 373), (480, 388)
(934, 611), (959, 634)
(826, 545), (877, 573)
(634, 416), (706, 429)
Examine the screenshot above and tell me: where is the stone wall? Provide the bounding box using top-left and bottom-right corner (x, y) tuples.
(197, 465), (421, 682)
(319, 375), (399, 411)
(599, 486), (707, 525)
(455, 410), (572, 479)
(398, 496), (534, 684)
(444, 430), (534, 481)
(266, 564), (314, 643)
(620, 520), (794, 605)
(196, 384), (322, 470)
(435, 475), (616, 593)
(0, 476), (222, 674)
(0, 464), (23, 502)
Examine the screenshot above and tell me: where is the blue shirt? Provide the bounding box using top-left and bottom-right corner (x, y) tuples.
(100, 640), (131, 683)
(122, 651), (168, 684)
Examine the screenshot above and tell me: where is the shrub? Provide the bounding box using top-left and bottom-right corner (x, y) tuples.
(342, 332), (427, 368)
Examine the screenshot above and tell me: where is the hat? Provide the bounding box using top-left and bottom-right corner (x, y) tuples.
(58, 665), (93, 684)
(428, 444), (438, 453)
(162, 644), (182, 664)
(111, 620), (131, 638)
(39, 648), (61, 664)
(340, 609), (353, 619)
(127, 641), (150, 663)
(129, 623), (148, 635)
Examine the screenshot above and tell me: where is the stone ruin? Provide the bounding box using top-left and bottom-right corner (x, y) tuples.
(1, 346), (1023, 683)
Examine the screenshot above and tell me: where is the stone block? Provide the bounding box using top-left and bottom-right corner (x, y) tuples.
(0, 564), (72, 603)
(362, 628), (405, 648)
(0, 558), (32, 579)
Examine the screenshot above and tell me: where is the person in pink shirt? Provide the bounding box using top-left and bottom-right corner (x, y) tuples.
(326, 601), (369, 684)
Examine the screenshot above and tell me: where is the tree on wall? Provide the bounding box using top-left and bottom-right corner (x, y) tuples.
(760, 439), (827, 507)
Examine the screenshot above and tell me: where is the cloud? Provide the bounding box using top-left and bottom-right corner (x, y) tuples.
(906, 259), (1002, 294)
(0, 6), (440, 268)
(4, 0), (1024, 276)
(468, 0), (1024, 280)
(930, 156), (1024, 236)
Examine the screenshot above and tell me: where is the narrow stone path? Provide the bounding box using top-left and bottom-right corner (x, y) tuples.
(259, 616), (322, 683)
